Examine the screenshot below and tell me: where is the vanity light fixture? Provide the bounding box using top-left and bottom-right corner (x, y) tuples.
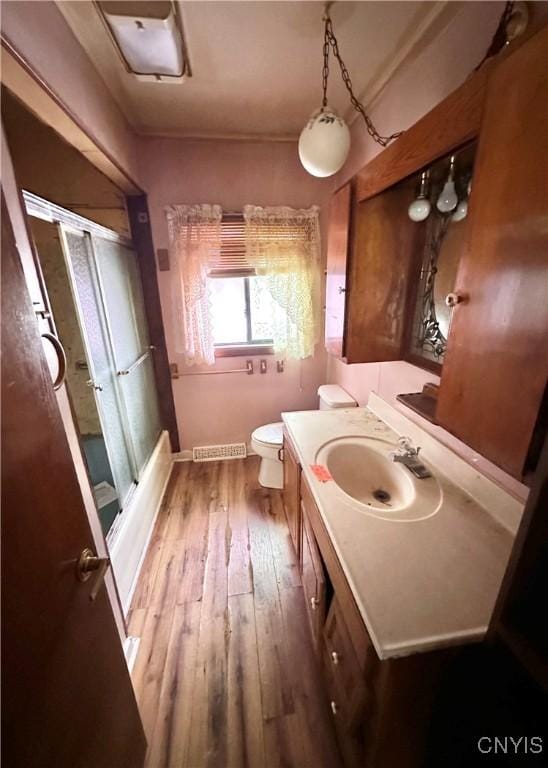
(452, 199), (468, 222)
(96, 1), (190, 82)
(436, 155), (459, 213)
(408, 171), (432, 222)
(298, 3), (402, 178)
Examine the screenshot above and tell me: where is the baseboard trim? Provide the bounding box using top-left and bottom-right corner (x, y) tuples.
(109, 430), (173, 615)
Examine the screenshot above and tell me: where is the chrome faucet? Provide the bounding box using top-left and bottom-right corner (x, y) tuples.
(389, 436), (432, 479)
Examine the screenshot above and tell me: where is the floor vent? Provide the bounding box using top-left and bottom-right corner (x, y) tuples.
(192, 443), (247, 462)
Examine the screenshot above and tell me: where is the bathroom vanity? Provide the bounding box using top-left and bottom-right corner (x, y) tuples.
(325, 25), (548, 483)
(282, 397), (522, 768)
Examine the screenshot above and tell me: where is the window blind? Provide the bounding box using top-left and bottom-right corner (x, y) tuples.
(209, 214), (250, 276)
(209, 212), (316, 276)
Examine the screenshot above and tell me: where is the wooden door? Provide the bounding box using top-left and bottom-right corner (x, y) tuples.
(282, 430), (301, 559)
(436, 26), (548, 479)
(1, 192), (147, 768)
(325, 183), (352, 358)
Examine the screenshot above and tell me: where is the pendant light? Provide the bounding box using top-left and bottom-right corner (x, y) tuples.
(408, 171), (431, 222)
(436, 155), (458, 213)
(299, 4), (402, 178)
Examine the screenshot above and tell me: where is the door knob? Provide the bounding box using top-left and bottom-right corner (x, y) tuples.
(445, 291), (468, 308)
(337, 286), (346, 294)
(310, 596), (319, 611)
(76, 548), (110, 601)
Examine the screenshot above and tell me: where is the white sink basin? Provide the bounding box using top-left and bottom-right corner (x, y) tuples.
(315, 436), (442, 522)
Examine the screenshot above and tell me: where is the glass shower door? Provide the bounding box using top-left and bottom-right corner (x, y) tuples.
(92, 237), (161, 476)
(59, 227), (137, 507)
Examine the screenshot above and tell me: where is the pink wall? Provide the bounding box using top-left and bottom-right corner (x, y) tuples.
(325, 1), (527, 499)
(1, 0), (140, 186)
(138, 137), (332, 451)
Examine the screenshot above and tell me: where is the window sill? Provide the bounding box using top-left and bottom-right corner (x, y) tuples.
(214, 344), (274, 358)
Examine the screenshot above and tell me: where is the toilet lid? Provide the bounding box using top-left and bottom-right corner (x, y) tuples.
(252, 421), (283, 446)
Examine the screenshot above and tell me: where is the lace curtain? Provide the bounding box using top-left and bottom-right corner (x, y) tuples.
(243, 205), (321, 359)
(166, 204), (222, 366)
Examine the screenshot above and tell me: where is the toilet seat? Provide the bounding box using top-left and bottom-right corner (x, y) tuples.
(251, 422), (283, 448)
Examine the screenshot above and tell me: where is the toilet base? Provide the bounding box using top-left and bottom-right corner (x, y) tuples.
(258, 456), (284, 490)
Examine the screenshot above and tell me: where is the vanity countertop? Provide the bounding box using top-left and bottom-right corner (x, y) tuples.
(282, 397), (522, 660)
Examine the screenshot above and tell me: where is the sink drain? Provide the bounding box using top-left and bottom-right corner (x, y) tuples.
(372, 488), (391, 504)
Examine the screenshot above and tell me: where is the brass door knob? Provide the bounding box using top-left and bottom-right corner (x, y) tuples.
(76, 548), (110, 601)
(445, 291), (468, 308)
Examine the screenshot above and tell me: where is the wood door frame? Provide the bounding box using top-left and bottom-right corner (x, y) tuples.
(0, 38), (141, 194)
(126, 195), (180, 452)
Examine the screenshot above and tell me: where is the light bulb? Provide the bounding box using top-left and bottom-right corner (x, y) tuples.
(436, 155), (458, 213)
(408, 170), (431, 222)
(408, 198), (431, 222)
(452, 199), (468, 222)
(298, 106), (351, 178)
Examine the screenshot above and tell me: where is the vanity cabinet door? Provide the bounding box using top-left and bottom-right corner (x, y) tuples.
(301, 500), (326, 652)
(436, 25), (548, 480)
(325, 182), (351, 358)
(345, 183), (425, 363)
(322, 599), (370, 768)
(282, 430), (301, 559)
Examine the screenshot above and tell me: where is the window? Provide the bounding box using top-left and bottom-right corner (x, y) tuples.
(209, 275), (277, 349)
(166, 204), (320, 365)
(208, 214), (280, 354)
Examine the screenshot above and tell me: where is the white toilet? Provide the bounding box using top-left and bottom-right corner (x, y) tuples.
(251, 384), (357, 489)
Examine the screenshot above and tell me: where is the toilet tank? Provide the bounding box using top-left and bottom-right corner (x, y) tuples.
(317, 384), (357, 410)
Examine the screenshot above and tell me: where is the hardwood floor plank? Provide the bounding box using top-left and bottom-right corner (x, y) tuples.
(160, 461), (185, 510)
(149, 538), (185, 610)
(263, 713), (307, 768)
(187, 612), (229, 768)
(131, 606), (176, 742)
(145, 601), (201, 768)
(227, 592), (265, 768)
(130, 530), (165, 610)
(266, 488), (301, 590)
(246, 460), (295, 719)
(201, 506), (229, 621)
(227, 459), (253, 597)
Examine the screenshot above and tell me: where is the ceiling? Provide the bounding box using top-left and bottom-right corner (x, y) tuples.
(58, 1), (451, 140)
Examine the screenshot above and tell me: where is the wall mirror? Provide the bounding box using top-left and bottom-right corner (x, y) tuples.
(405, 143), (477, 371)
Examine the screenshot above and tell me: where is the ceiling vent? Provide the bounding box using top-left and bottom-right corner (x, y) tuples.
(96, 0), (191, 83)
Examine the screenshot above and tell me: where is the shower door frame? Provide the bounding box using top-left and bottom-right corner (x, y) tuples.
(23, 191), (144, 518)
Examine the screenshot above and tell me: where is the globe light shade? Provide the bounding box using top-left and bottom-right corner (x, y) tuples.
(299, 107), (351, 178)
(408, 197), (431, 222)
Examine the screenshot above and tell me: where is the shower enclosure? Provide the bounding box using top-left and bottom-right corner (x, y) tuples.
(25, 192), (161, 539)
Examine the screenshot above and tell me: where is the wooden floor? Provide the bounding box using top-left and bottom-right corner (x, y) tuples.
(128, 456), (343, 768)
